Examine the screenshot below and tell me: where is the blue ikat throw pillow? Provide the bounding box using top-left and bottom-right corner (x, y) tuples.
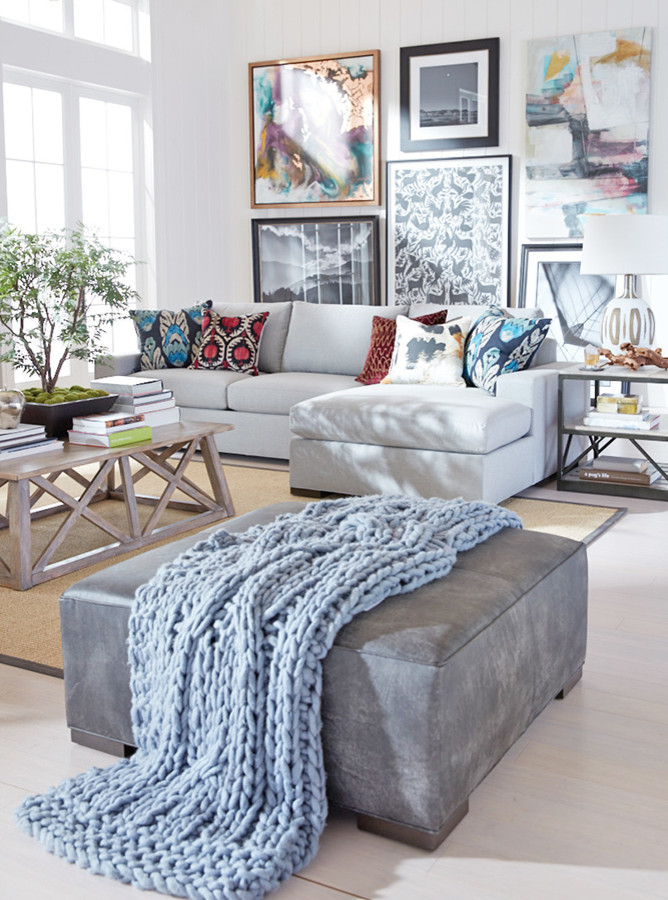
(464, 310), (551, 394)
(130, 300), (213, 370)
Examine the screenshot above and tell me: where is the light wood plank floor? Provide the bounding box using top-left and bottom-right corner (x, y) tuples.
(1, 482), (667, 899)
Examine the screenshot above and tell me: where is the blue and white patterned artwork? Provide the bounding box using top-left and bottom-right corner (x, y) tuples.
(387, 156), (511, 307)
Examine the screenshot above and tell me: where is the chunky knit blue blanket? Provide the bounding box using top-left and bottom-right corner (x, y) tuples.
(16, 495), (520, 899)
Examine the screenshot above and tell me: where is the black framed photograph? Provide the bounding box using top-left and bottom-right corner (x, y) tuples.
(387, 155), (511, 307)
(252, 216), (380, 305)
(400, 38), (499, 152)
(518, 243), (616, 362)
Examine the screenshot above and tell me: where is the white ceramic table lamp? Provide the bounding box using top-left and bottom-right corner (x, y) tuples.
(580, 214), (668, 352)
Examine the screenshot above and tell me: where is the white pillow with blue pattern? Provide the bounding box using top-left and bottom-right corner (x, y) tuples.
(464, 309), (551, 394)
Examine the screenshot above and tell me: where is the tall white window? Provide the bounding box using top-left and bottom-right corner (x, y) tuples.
(3, 81), (65, 232)
(0, 0), (63, 33)
(1, 79), (148, 385)
(0, 0), (149, 58)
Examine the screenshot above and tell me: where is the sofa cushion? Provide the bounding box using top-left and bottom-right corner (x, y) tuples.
(191, 309), (268, 375)
(383, 316), (472, 386)
(282, 304), (402, 376)
(290, 384), (532, 454)
(228, 372), (360, 415)
(130, 301), (212, 370)
(138, 367), (247, 411)
(356, 310), (448, 385)
(464, 311), (551, 394)
(210, 302), (292, 373)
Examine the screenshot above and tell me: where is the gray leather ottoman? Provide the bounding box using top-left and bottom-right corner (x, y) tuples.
(60, 501), (588, 850)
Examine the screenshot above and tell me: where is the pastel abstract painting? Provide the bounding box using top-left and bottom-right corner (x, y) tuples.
(525, 27), (651, 238)
(250, 52), (379, 207)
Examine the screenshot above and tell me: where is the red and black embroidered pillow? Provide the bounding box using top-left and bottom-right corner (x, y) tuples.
(355, 309), (449, 385)
(191, 310), (269, 375)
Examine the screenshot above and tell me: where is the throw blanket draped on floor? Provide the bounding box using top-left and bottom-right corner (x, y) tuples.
(16, 495), (521, 899)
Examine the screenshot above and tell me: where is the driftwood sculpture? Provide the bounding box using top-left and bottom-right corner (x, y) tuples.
(599, 343), (668, 370)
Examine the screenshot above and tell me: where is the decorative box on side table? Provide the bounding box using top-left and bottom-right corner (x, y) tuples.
(558, 366), (668, 501)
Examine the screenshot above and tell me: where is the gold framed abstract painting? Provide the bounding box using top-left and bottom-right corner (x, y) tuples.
(249, 51), (380, 208)
(525, 27), (651, 239)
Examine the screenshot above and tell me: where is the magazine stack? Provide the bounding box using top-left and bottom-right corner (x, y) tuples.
(578, 455), (662, 487)
(90, 375), (181, 428)
(67, 410), (153, 448)
(0, 423), (61, 461)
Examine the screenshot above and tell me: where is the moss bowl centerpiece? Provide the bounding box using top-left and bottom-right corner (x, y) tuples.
(0, 222), (138, 438)
(20, 385), (118, 439)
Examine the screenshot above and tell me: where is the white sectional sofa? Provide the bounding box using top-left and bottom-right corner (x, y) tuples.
(102, 300), (585, 503)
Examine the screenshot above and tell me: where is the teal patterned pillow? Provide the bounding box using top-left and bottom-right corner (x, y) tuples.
(464, 311), (551, 394)
(130, 301), (212, 369)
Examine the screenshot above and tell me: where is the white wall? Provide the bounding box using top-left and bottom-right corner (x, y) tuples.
(150, 0), (668, 347)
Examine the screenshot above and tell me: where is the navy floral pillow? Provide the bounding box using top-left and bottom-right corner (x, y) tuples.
(464, 310), (551, 394)
(130, 301), (212, 370)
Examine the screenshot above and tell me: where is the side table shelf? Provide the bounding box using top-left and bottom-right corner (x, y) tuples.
(557, 366), (668, 502)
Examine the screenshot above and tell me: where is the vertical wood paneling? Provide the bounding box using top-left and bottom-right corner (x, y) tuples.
(357, 0), (380, 51)
(338, 0), (361, 51)
(399, 0), (421, 48)
(297, 0), (323, 55)
(556, 0), (583, 35)
(440, 0), (466, 41)
(532, 2), (559, 38)
(633, 0), (659, 27)
(606, 0), (633, 29)
(581, 0), (608, 32)
(380, 0), (401, 161)
(487, 0), (511, 153)
(280, 0), (304, 58)
(320, 0), (342, 54)
(463, 0), (490, 40)
(420, 0), (444, 43)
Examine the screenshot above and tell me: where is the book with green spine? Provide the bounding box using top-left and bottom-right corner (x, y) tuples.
(67, 425), (153, 447)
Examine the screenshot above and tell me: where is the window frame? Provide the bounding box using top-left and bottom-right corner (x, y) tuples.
(0, 66), (151, 388)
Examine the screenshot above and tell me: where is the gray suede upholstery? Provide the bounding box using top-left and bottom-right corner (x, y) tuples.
(60, 502), (588, 846)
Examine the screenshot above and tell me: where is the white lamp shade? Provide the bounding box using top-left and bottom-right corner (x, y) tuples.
(580, 215), (668, 275)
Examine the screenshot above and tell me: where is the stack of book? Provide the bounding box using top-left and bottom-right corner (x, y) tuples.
(90, 375), (181, 428)
(0, 423), (61, 460)
(582, 408), (660, 431)
(68, 411), (152, 447)
(578, 455), (662, 486)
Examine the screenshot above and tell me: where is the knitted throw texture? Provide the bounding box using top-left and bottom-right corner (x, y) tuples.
(16, 495), (521, 900)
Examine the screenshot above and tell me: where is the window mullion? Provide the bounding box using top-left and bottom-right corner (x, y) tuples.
(62, 0), (74, 37)
(63, 82), (82, 228)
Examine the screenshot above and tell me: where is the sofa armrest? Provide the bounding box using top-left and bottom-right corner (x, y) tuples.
(496, 366), (588, 482)
(94, 354), (140, 379)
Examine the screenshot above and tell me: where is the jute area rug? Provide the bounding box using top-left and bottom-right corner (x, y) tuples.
(0, 461), (623, 675)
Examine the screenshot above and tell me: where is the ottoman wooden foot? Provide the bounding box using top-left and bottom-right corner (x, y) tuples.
(357, 800), (469, 851)
(71, 728), (135, 758)
(290, 487), (327, 498)
(555, 665), (583, 699)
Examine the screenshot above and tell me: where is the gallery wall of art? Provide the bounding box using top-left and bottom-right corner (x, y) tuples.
(149, 0), (668, 366)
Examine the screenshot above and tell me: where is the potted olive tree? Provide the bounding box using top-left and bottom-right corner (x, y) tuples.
(0, 223), (138, 435)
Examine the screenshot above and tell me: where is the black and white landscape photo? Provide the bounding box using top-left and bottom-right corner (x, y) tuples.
(419, 62), (479, 127)
(253, 218), (379, 305)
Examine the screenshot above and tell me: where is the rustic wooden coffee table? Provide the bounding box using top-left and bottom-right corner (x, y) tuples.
(0, 421), (235, 590)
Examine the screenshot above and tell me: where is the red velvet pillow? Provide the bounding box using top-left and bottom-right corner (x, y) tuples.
(191, 310), (269, 375)
(355, 310), (449, 385)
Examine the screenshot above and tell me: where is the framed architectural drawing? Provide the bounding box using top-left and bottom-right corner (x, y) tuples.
(252, 216), (380, 305)
(525, 27), (651, 238)
(386, 156), (511, 307)
(518, 243), (616, 361)
(400, 38), (499, 151)
(249, 51), (380, 208)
